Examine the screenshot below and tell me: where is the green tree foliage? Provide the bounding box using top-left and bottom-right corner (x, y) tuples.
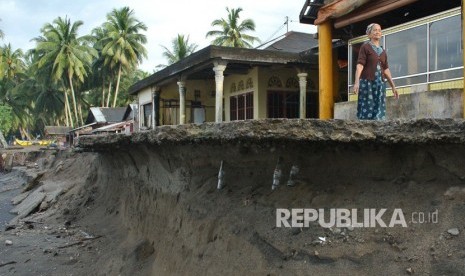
(160, 34), (198, 66)
(0, 103), (13, 134)
(0, 8), (150, 136)
(0, 19), (4, 39)
(34, 16), (98, 127)
(0, 44), (30, 135)
(98, 7), (147, 107)
(0, 43), (26, 82)
(206, 7), (260, 48)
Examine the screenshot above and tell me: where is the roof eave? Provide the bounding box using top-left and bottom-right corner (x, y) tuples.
(128, 45), (311, 95)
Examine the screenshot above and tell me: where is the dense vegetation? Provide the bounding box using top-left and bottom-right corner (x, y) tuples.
(0, 6), (257, 140)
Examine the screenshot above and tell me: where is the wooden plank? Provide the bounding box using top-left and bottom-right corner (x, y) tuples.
(334, 0), (419, 28)
(314, 0), (371, 25)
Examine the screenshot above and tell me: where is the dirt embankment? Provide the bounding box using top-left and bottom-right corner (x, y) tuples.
(2, 119), (465, 275)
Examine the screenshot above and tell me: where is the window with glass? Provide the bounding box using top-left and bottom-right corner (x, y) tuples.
(267, 91), (299, 119)
(429, 14), (463, 81)
(385, 25), (427, 86)
(348, 11), (463, 95)
(230, 92), (253, 121)
(142, 103), (152, 127)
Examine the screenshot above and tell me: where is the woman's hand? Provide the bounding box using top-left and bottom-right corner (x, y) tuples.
(353, 83), (360, 94)
(393, 88), (399, 99)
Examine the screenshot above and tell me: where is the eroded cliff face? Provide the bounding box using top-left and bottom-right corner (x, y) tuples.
(67, 119), (465, 275)
(4, 119), (462, 274)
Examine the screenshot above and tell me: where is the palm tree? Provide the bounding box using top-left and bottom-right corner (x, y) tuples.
(206, 7), (260, 48)
(90, 26), (117, 107)
(24, 48), (70, 127)
(0, 44), (31, 135)
(0, 43), (26, 83)
(34, 17), (97, 127)
(19, 52), (64, 127)
(100, 7), (147, 107)
(0, 19), (4, 39)
(160, 34), (198, 66)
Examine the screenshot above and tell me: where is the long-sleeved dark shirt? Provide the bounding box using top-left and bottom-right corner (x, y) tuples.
(357, 42), (389, 81)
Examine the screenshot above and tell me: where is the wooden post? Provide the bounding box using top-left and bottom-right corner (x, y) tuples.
(318, 21), (334, 119)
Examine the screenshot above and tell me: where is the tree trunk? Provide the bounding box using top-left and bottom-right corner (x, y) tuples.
(68, 73), (79, 126)
(64, 91), (69, 127)
(67, 90), (74, 127)
(102, 80), (106, 107)
(0, 130), (8, 148)
(19, 127), (32, 141)
(112, 64), (122, 107)
(26, 128), (32, 141)
(106, 81), (112, 108)
(65, 89), (74, 128)
(79, 103), (84, 126)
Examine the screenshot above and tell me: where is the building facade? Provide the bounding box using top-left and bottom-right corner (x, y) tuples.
(129, 32), (347, 129)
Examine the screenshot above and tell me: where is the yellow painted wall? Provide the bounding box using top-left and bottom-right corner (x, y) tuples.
(153, 79), (217, 124)
(257, 67), (307, 119)
(138, 66), (320, 125)
(138, 89), (152, 105)
(223, 67), (259, 121)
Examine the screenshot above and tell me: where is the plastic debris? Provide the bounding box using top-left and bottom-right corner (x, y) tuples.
(217, 160), (225, 190)
(287, 165), (300, 187)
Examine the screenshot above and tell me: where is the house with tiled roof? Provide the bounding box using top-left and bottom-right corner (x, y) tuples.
(128, 31), (349, 129)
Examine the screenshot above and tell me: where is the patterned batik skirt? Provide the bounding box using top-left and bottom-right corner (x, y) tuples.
(356, 74), (386, 120)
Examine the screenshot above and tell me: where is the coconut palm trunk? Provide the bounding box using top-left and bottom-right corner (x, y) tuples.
(112, 63), (122, 107)
(64, 89), (74, 127)
(78, 103), (84, 126)
(64, 96), (69, 127)
(101, 81), (106, 107)
(106, 81), (112, 107)
(68, 73), (79, 125)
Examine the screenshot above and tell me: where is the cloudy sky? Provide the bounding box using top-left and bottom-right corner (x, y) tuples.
(0, 0), (316, 72)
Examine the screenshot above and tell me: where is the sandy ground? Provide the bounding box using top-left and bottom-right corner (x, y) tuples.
(0, 149), (105, 276)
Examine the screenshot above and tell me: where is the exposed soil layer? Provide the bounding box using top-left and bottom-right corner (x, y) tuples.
(1, 119), (465, 275)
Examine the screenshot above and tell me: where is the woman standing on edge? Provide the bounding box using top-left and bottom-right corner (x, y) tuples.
(353, 23), (398, 120)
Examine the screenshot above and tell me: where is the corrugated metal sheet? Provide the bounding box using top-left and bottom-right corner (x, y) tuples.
(44, 126), (72, 135)
(90, 107), (106, 123)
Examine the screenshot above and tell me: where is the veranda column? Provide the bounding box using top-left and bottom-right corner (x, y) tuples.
(318, 21), (334, 119)
(298, 72), (308, 119)
(213, 61), (227, 123)
(152, 86), (161, 127)
(177, 80), (186, 124)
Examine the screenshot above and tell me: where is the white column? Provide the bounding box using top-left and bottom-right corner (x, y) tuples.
(298, 73), (308, 119)
(151, 86), (159, 129)
(152, 86), (161, 128)
(177, 81), (186, 124)
(213, 61), (227, 123)
(139, 104), (143, 129)
(151, 90), (155, 128)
